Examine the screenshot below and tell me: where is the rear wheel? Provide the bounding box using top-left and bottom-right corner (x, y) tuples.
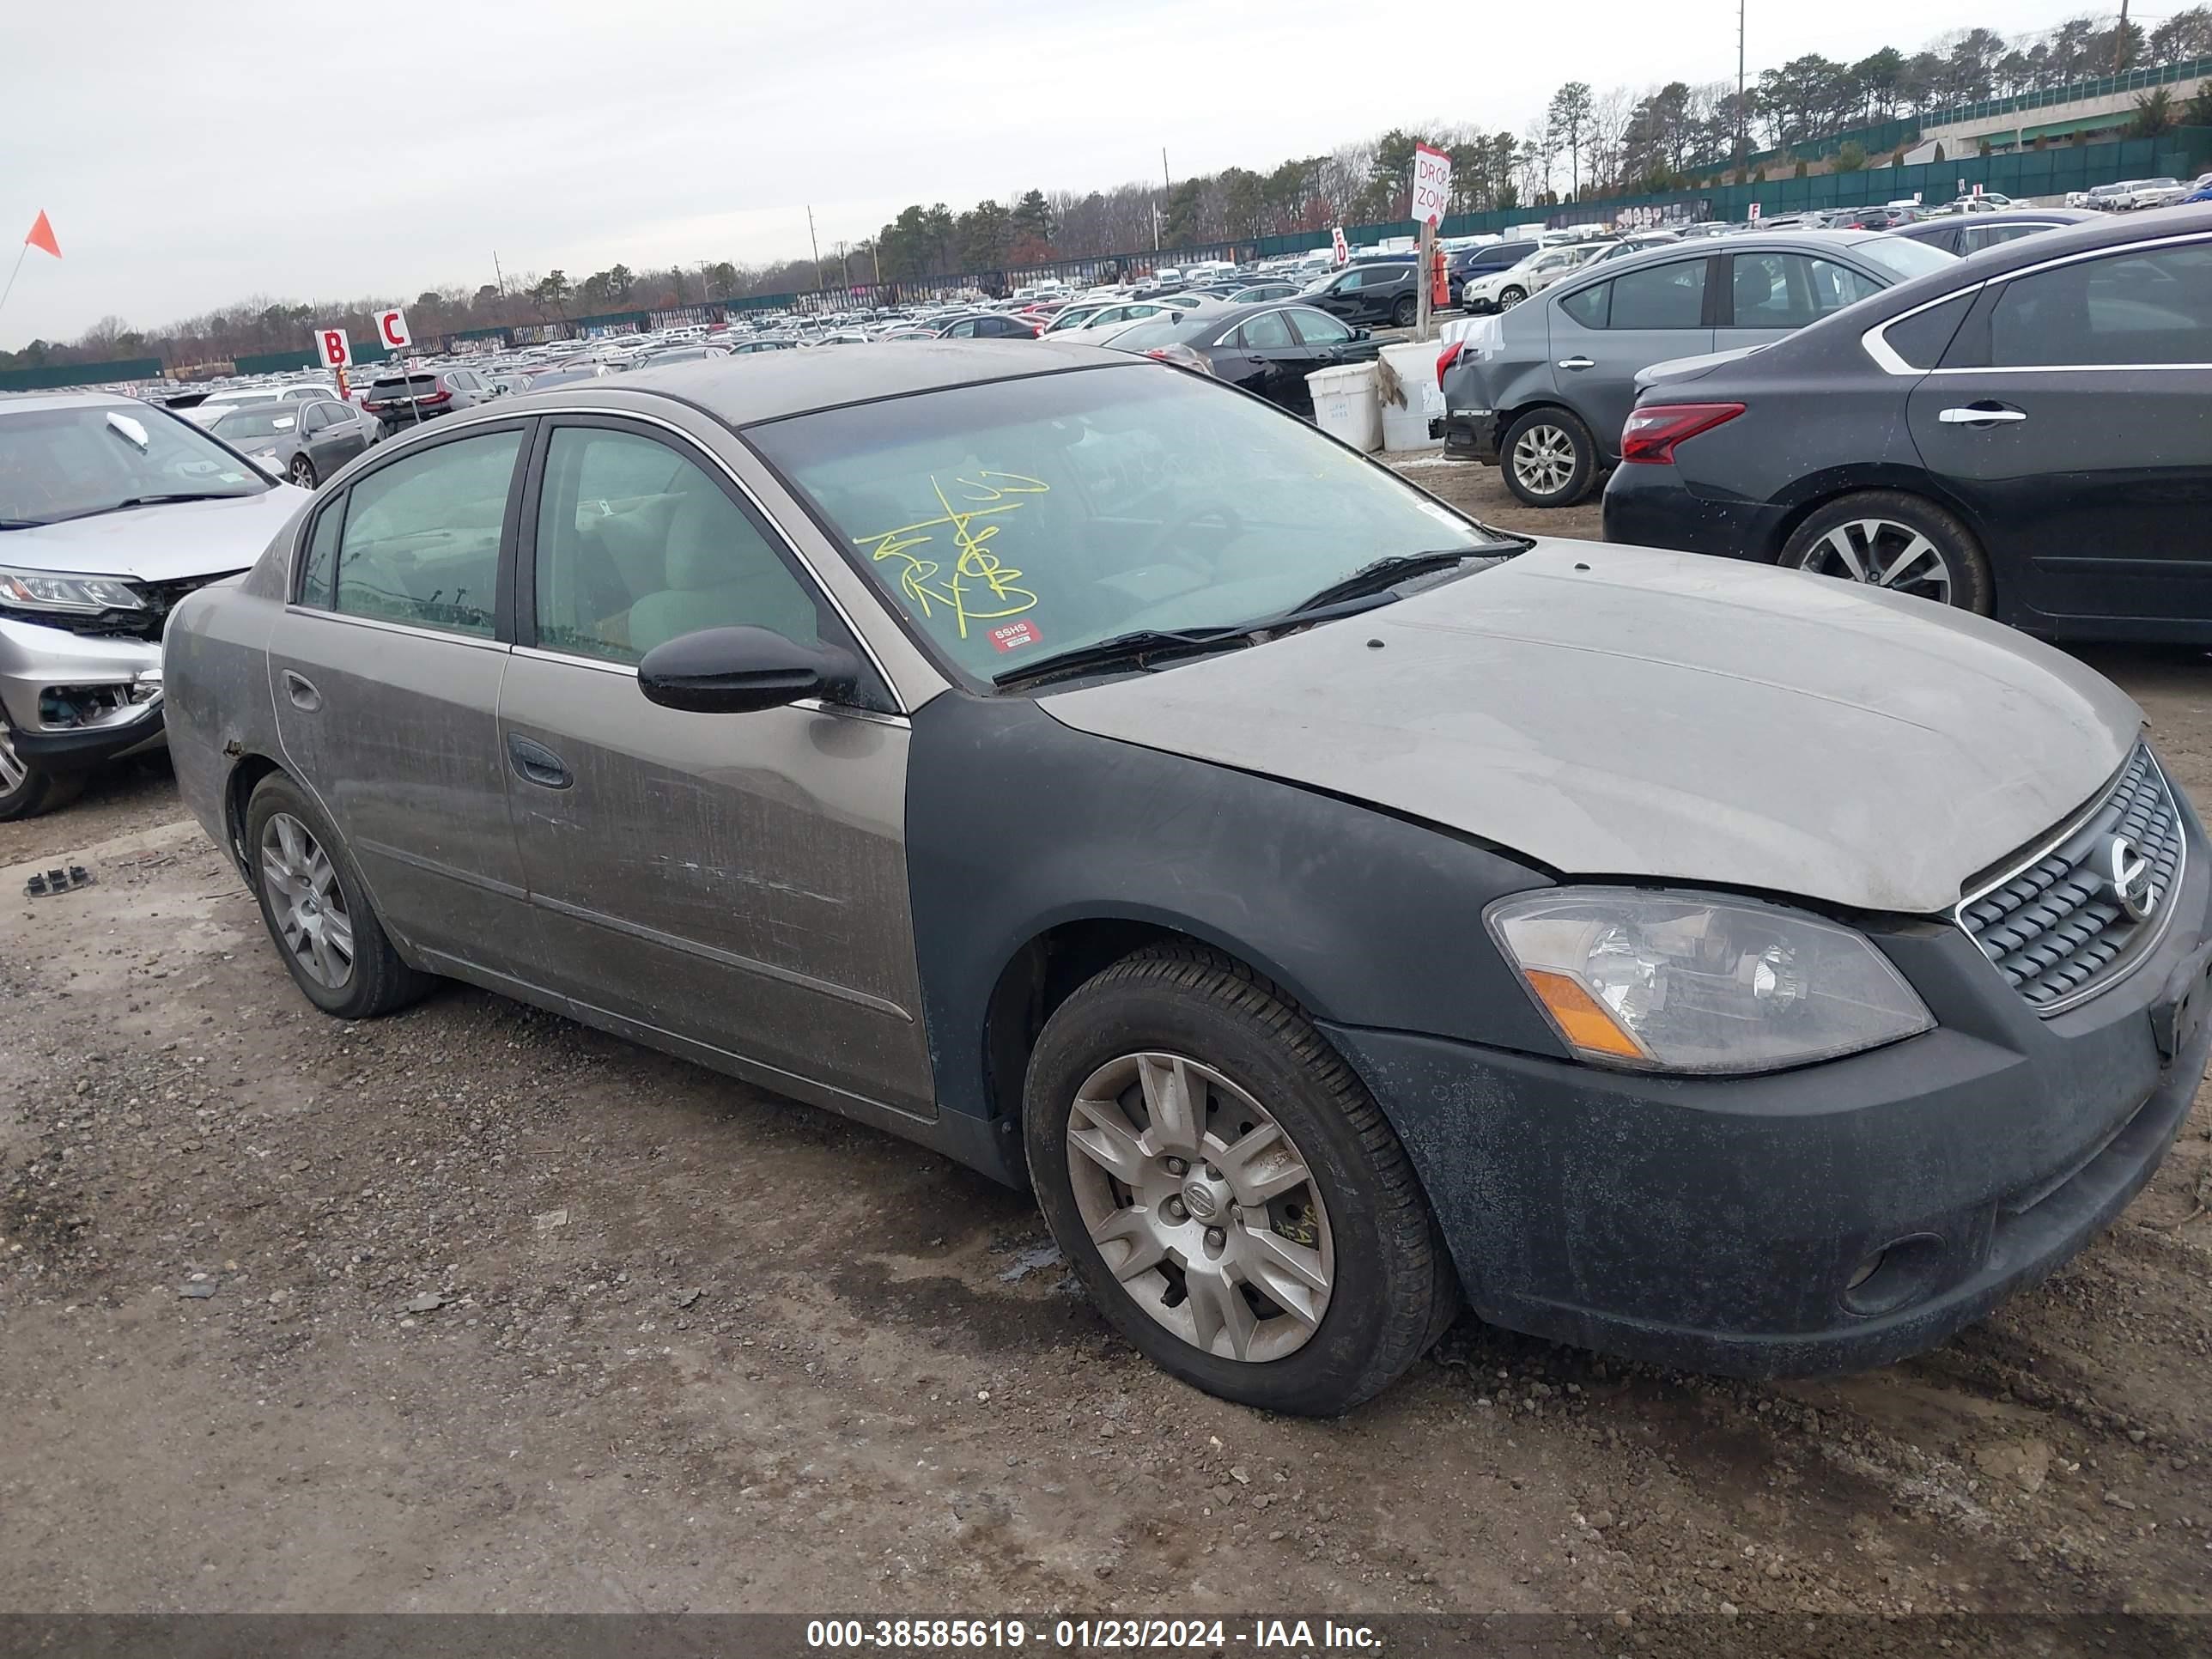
(1391, 294), (1418, 328)
(0, 717), (86, 822)
(1501, 406), (1599, 507)
(246, 772), (433, 1018)
(289, 453), (318, 489)
(1024, 948), (1458, 1415)
(1778, 490), (1994, 614)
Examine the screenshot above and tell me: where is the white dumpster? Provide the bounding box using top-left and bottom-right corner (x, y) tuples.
(1306, 362), (1382, 453)
(1377, 341), (1447, 452)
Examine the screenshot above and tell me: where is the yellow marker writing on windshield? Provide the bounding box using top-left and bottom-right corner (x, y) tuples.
(855, 473), (1042, 639)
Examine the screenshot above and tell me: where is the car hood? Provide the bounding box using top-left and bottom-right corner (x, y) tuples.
(1040, 540), (2142, 915)
(4, 486), (309, 580)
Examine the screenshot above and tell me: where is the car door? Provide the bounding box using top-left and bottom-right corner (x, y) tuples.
(1307, 269), (1364, 322)
(1281, 307), (1372, 415)
(1549, 256), (1717, 460)
(272, 420), (538, 974)
(1718, 248), (1885, 349)
(1905, 231), (2212, 628)
(301, 401), (350, 472)
(496, 415), (935, 1117)
(1213, 308), (1308, 404)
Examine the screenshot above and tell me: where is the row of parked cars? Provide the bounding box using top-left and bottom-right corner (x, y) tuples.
(1439, 202), (2212, 646)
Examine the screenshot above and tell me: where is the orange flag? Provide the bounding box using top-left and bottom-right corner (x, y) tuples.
(25, 211), (60, 258)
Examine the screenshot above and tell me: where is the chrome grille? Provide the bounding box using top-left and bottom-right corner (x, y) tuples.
(1958, 744), (2184, 1014)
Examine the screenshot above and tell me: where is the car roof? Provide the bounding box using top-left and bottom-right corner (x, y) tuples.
(0, 388), (148, 415)
(492, 338), (1135, 428)
(1899, 207), (2099, 232)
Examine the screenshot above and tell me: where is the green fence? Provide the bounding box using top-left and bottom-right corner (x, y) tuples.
(0, 356), (164, 392)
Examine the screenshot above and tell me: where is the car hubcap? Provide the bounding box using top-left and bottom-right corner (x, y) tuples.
(1511, 425), (1577, 496)
(1794, 519), (1954, 605)
(1499, 289), (1523, 309)
(291, 459), (313, 487)
(1064, 1051), (1334, 1363)
(260, 812), (355, 988)
(0, 720), (26, 796)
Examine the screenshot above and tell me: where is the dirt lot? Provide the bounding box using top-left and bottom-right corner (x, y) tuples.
(3, 463), (2208, 1633)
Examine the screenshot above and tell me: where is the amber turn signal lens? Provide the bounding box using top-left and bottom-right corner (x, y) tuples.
(1522, 969), (1650, 1062)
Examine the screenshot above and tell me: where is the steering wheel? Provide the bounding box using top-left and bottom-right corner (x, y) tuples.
(1135, 498), (1245, 572)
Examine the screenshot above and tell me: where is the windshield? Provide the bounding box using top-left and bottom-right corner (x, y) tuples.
(749, 364), (1504, 687)
(1853, 235), (1960, 283)
(212, 406), (300, 439)
(0, 403), (269, 526)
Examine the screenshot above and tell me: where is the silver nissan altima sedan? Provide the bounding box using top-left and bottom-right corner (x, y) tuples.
(162, 342), (2212, 1414)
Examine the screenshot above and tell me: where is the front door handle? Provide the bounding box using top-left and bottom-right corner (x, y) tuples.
(1557, 356), (1596, 370)
(506, 732), (573, 790)
(1938, 403), (2028, 425)
(281, 670), (321, 712)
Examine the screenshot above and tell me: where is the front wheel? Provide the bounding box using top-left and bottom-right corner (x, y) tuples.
(246, 772), (434, 1018)
(1391, 295), (1418, 328)
(1778, 490), (1994, 613)
(1501, 406), (1598, 507)
(289, 454), (318, 489)
(0, 717), (86, 822)
(1023, 949), (1457, 1415)
(1497, 285), (1527, 310)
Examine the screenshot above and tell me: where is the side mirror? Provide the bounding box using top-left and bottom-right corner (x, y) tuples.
(637, 625), (859, 714)
(251, 453), (290, 483)
(1352, 326), (1371, 341)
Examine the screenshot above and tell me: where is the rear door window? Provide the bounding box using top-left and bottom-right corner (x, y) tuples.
(1235, 310), (1297, 349)
(1607, 258), (1707, 328)
(324, 429), (524, 636)
(1986, 240), (2212, 367)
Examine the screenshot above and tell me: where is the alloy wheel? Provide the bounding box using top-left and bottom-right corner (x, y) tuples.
(1510, 423), (1578, 498)
(0, 719), (26, 797)
(1064, 1050), (1334, 1364)
(1498, 288), (1525, 310)
(289, 457), (316, 489)
(1792, 518), (1954, 605)
(259, 811), (355, 988)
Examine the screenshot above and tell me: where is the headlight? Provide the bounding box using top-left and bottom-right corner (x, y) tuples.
(0, 567), (145, 614)
(1486, 889), (1932, 1074)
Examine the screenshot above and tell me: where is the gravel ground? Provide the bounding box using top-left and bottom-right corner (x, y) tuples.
(3, 471), (2209, 1630)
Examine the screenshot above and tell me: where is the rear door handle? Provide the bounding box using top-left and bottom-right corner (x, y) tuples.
(1939, 404), (2027, 425)
(506, 732), (573, 790)
(1557, 356), (1596, 370)
(281, 670), (321, 711)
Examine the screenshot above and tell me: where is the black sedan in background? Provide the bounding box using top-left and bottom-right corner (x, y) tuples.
(1603, 205), (2212, 641)
(1889, 207), (2098, 256)
(1107, 301), (1380, 416)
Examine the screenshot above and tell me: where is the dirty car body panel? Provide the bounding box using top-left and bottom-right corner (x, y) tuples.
(162, 343), (2211, 1383)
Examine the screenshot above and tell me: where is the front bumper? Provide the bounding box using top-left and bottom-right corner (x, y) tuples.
(1323, 803), (2212, 1378)
(0, 616), (167, 772)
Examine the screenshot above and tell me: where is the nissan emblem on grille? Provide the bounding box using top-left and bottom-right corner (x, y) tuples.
(2108, 835), (2157, 921)
(1956, 744), (2185, 1014)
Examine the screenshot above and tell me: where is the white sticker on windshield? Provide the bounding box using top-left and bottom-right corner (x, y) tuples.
(1416, 499), (1470, 532)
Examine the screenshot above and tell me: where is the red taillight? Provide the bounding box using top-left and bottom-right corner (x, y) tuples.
(1620, 402), (1745, 465)
(420, 388), (452, 406)
(1435, 341), (1464, 387)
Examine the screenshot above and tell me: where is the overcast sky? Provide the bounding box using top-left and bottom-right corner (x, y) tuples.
(5, 0), (2103, 349)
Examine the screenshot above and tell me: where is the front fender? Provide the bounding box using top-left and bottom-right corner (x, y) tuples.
(902, 696), (1567, 1128)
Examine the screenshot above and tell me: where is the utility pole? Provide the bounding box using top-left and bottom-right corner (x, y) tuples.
(493, 251), (506, 298)
(1736, 0), (1747, 163)
(806, 206), (824, 299)
(2114, 0), (2130, 71)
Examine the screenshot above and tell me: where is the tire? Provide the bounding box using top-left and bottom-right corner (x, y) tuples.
(0, 717), (86, 822)
(245, 771), (434, 1019)
(1500, 407), (1599, 507)
(1023, 947), (1458, 1416)
(289, 453), (318, 489)
(1391, 294), (1418, 329)
(1497, 285), (1527, 310)
(1778, 489), (1994, 614)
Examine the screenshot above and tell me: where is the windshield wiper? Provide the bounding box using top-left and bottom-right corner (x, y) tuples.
(1279, 550), (1492, 617)
(51, 493), (249, 523)
(992, 625), (1255, 690)
(0, 518), (47, 530)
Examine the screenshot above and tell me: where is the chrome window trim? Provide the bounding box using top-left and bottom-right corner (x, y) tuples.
(1952, 744), (2185, 1018)
(1863, 228), (2212, 376)
(279, 605), (509, 652)
(1209, 306), (1297, 349)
